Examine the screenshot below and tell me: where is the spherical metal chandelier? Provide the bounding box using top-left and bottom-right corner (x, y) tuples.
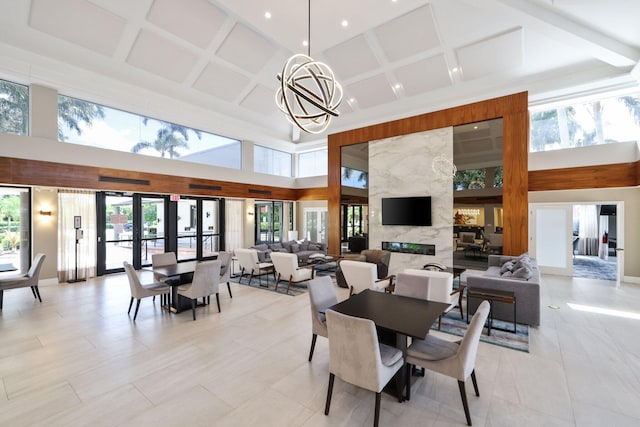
(275, 0), (342, 134)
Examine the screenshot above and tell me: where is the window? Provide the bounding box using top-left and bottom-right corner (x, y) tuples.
(58, 95), (242, 169)
(530, 91), (640, 152)
(341, 166), (368, 189)
(453, 166), (502, 191)
(298, 149), (327, 177)
(254, 145), (292, 177)
(0, 79), (29, 135)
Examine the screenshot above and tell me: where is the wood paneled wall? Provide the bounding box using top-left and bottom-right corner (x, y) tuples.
(0, 156), (327, 201)
(528, 162), (639, 191)
(327, 92), (530, 256)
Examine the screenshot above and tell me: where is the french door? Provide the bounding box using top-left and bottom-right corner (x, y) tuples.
(255, 201), (283, 244)
(97, 192), (168, 274)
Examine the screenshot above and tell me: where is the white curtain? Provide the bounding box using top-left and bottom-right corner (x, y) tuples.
(575, 205), (598, 255)
(225, 199), (244, 252)
(58, 190), (96, 281)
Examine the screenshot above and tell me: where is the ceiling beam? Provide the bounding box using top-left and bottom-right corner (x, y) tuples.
(497, 0), (639, 67)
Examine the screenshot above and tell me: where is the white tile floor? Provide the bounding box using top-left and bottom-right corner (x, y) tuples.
(1, 273), (639, 426)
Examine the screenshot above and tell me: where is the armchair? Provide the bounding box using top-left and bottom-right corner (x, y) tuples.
(456, 232), (477, 251)
(486, 232), (503, 254)
(270, 252), (315, 294)
(340, 260), (393, 296)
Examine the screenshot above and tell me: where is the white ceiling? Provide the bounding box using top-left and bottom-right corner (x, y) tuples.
(0, 0), (638, 146)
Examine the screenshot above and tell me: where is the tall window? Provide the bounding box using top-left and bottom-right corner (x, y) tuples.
(530, 91), (640, 152)
(342, 205), (364, 240)
(57, 95), (242, 169)
(254, 145), (292, 177)
(298, 149), (327, 177)
(0, 79), (29, 135)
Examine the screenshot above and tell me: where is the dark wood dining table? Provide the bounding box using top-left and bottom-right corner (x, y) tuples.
(145, 260), (199, 313)
(328, 289), (450, 399)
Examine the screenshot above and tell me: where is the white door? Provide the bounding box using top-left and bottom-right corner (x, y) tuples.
(529, 204), (573, 276)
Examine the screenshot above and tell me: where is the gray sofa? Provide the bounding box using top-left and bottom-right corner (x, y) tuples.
(251, 240), (327, 264)
(466, 254), (541, 326)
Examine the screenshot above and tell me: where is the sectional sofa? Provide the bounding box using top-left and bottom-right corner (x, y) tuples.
(466, 254), (541, 326)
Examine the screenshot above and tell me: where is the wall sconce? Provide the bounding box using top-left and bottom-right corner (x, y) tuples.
(39, 210), (52, 216)
(247, 207), (254, 217)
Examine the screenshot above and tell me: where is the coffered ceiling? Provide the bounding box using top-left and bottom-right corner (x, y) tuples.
(0, 0), (638, 146)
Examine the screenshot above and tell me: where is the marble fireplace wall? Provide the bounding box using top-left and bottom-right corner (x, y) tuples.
(369, 128), (453, 274)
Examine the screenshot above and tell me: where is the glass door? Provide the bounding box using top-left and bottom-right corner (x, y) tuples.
(98, 193), (134, 274)
(0, 186), (31, 276)
(255, 201), (283, 244)
(139, 195), (167, 266)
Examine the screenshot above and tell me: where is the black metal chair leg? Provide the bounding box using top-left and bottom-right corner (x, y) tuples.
(458, 380), (472, 426)
(215, 293), (220, 312)
(374, 392), (382, 427)
(34, 286), (42, 302)
(128, 296), (134, 314)
(133, 299), (141, 320)
(31, 286), (37, 298)
(324, 373), (335, 415)
(191, 298), (196, 320)
(227, 282), (232, 298)
(308, 334), (318, 362)
(471, 370), (480, 396)
(395, 365), (403, 402)
(1, 289), (4, 310)
(405, 363), (412, 401)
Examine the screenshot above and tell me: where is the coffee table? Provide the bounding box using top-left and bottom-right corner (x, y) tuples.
(305, 254), (341, 273)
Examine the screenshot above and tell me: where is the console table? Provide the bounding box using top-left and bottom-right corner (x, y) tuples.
(466, 288), (516, 335)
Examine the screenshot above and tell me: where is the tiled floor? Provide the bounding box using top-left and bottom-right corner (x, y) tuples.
(1, 272), (639, 426)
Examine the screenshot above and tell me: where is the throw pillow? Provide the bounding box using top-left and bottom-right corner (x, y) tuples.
(462, 234), (474, 243)
(291, 243), (300, 253)
(252, 244), (268, 251)
(501, 270), (513, 277)
(500, 261), (514, 274)
(512, 266), (533, 280)
(269, 243), (283, 251)
(281, 241), (293, 252)
(308, 243), (321, 251)
(300, 240), (310, 251)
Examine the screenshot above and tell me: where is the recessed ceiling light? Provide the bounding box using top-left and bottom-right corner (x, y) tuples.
(393, 83), (402, 90)
(451, 67), (459, 72)
(348, 97), (356, 103)
(341, 20), (349, 27)
(302, 40), (308, 47)
(264, 11), (272, 19)
(473, 126), (478, 129)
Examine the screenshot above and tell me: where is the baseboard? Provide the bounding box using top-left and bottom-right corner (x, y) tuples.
(622, 275), (640, 285)
(39, 278), (61, 286)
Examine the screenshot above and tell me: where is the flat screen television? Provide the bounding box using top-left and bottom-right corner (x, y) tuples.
(381, 196), (432, 226)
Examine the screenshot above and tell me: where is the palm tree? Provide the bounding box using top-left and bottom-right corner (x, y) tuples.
(0, 80), (29, 135)
(57, 95), (105, 140)
(341, 167), (368, 187)
(131, 127), (189, 158)
(585, 95), (640, 146)
(131, 119), (202, 158)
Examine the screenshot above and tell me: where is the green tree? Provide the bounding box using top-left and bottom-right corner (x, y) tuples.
(530, 106), (579, 151)
(341, 167), (368, 188)
(57, 95), (105, 140)
(131, 120), (202, 159)
(454, 168), (486, 190)
(0, 195), (20, 236)
(0, 80), (29, 135)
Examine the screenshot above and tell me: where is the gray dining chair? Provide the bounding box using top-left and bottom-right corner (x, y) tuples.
(0, 253), (46, 310)
(405, 300), (490, 426)
(177, 260), (221, 320)
(325, 309), (404, 427)
(307, 276), (337, 362)
(123, 261), (170, 321)
(217, 251), (233, 298)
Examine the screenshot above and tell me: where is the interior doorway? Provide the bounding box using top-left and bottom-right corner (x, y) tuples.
(530, 202), (623, 284)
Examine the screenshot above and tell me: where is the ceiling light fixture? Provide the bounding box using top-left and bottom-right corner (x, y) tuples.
(275, 0), (343, 134)
(264, 11), (272, 19)
(341, 19), (349, 27)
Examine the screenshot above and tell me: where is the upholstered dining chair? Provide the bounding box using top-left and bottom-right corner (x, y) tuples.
(217, 251), (233, 298)
(270, 251), (315, 294)
(404, 268), (462, 328)
(340, 260), (393, 297)
(234, 248), (274, 287)
(123, 261), (170, 321)
(151, 252), (179, 304)
(0, 253), (46, 310)
(325, 309), (404, 427)
(307, 276), (337, 362)
(177, 260), (221, 321)
(405, 300), (490, 426)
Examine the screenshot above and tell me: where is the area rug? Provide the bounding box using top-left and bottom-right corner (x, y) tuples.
(573, 255), (617, 281)
(230, 270), (335, 297)
(433, 310), (530, 353)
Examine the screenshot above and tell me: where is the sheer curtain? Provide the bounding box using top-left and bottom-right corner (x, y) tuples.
(225, 199), (244, 252)
(575, 205), (598, 255)
(58, 190), (96, 281)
